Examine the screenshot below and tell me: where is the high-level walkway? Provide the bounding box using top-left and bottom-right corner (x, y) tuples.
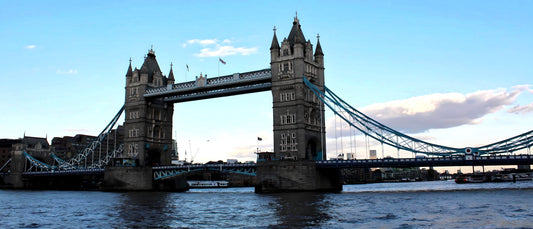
(144, 68), (272, 102)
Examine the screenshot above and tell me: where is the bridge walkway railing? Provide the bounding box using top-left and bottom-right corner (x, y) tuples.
(317, 155), (533, 168)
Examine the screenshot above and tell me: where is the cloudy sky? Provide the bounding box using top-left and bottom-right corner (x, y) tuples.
(1, 1), (532, 167)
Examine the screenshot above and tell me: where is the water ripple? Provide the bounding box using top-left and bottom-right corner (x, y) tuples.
(0, 181), (532, 228)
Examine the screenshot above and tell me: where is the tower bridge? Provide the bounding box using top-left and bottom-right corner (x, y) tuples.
(2, 16), (532, 192)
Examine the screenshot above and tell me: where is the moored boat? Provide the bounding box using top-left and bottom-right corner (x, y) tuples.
(187, 180), (229, 188)
(455, 174), (487, 183)
(456, 172), (532, 183)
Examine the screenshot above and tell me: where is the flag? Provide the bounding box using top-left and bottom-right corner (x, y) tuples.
(219, 58), (226, 65)
(257, 137), (262, 141)
(186, 64), (189, 72)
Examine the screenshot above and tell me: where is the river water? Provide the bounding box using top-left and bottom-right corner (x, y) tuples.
(1, 181), (533, 228)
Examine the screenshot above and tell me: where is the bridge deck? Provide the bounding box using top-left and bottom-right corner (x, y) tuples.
(22, 168), (105, 176)
(144, 68), (272, 102)
(317, 155), (533, 168)
(13, 155), (532, 177)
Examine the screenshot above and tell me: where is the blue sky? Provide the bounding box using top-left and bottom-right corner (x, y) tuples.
(1, 1), (532, 167)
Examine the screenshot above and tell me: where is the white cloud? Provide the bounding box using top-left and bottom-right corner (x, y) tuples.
(182, 39), (218, 47)
(508, 103), (533, 114)
(56, 69), (78, 74)
(25, 45), (36, 49)
(326, 86), (524, 136)
(183, 38), (257, 57)
(195, 45), (257, 57)
(512, 84), (533, 94)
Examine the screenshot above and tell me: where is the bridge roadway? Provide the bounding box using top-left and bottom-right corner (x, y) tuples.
(18, 163), (258, 180)
(16, 155), (533, 178)
(144, 68), (272, 102)
(316, 154), (533, 168)
(153, 163), (257, 180)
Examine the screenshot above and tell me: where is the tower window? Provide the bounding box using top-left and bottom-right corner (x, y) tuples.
(283, 49), (289, 56)
(280, 113), (296, 125)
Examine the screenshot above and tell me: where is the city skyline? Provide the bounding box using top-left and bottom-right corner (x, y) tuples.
(1, 1), (532, 165)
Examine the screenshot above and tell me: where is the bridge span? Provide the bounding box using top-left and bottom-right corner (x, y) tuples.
(317, 155), (533, 169)
(144, 68), (272, 102)
(18, 154), (533, 178)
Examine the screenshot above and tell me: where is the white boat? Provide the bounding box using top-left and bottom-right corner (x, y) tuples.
(187, 180), (229, 188)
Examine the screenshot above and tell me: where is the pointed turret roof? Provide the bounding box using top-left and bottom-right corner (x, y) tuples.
(287, 15), (306, 47)
(168, 63), (175, 81)
(126, 58), (133, 77)
(314, 35), (323, 56)
(270, 26), (280, 50)
(139, 48), (162, 81)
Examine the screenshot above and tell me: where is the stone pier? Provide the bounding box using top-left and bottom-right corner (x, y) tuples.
(102, 166), (188, 191)
(102, 166), (153, 191)
(255, 160), (342, 193)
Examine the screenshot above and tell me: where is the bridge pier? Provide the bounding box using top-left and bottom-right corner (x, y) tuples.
(255, 160), (342, 193)
(102, 167), (153, 191)
(102, 166), (188, 191)
(4, 147), (25, 189)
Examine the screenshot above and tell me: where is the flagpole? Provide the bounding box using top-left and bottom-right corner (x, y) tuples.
(218, 57), (220, 77)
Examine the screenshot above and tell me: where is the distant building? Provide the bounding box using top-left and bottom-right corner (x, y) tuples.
(381, 167), (422, 180)
(0, 136), (51, 169)
(51, 126), (123, 160)
(171, 139), (178, 160)
(0, 139), (21, 172)
(51, 134), (96, 160)
(341, 168), (373, 183)
(369, 150), (377, 159)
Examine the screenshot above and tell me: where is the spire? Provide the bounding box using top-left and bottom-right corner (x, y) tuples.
(168, 62), (175, 81)
(147, 45), (155, 57)
(126, 58), (133, 77)
(314, 34), (323, 56)
(140, 47), (162, 83)
(287, 14), (306, 47)
(270, 26), (280, 50)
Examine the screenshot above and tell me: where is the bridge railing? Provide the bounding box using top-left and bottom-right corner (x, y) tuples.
(22, 168), (105, 176)
(153, 163), (257, 180)
(317, 154), (533, 168)
(153, 163), (256, 170)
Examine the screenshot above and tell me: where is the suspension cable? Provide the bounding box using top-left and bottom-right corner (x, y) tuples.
(365, 134), (369, 159)
(334, 109), (338, 157)
(349, 124), (354, 155)
(340, 115), (344, 157)
(303, 76), (533, 156)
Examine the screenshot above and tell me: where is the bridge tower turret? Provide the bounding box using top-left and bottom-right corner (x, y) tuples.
(270, 15), (326, 161)
(123, 48), (174, 167)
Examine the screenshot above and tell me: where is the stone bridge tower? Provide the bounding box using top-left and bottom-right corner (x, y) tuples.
(256, 16), (341, 193)
(270, 16), (326, 161)
(124, 49), (174, 167)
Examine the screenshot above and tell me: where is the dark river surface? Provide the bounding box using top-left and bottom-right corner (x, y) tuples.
(1, 181), (533, 228)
